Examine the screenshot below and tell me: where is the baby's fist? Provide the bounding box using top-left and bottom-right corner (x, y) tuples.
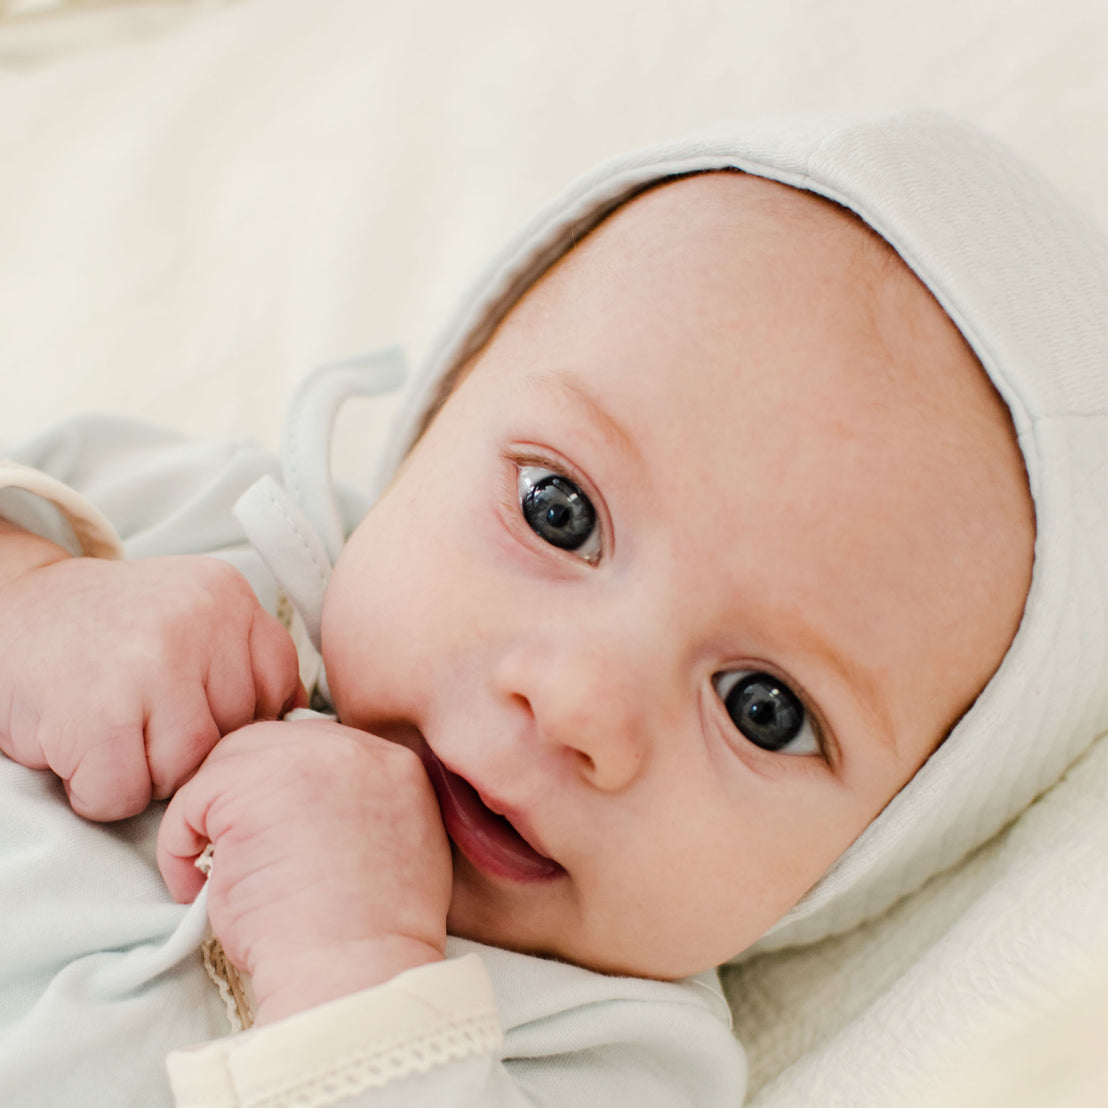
(157, 719), (452, 1023)
(0, 553), (303, 820)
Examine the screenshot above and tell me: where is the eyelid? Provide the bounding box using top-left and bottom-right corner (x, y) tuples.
(506, 445), (612, 564)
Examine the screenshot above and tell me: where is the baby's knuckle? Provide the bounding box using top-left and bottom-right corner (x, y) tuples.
(222, 666), (262, 718)
(195, 558), (253, 603)
(251, 613), (298, 674)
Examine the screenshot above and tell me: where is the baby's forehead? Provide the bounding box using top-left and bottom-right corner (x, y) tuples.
(471, 166), (1019, 483)
(417, 171), (923, 449)
(522, 172), (914, 337)
(508, 170), (957, 400)
(443, 167), (1013, 507)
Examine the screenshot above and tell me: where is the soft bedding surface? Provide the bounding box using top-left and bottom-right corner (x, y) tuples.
(0, 0), (1105, 490)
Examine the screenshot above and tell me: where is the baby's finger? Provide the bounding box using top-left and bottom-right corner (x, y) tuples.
(65, 726), (153, 822)
(202, 637), (263, 736)
(156, 780), (213, 904)
(144, 687), (222, 801)
(247, 609), (303, 720)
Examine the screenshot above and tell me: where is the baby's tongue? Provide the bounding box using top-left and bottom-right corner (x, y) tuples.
(420, 752), (562, 881)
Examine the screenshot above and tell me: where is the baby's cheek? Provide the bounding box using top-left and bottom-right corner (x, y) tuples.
(320, 547), (427, 726)
(319, 569), (375, 721)
(589, 818), (780, 977)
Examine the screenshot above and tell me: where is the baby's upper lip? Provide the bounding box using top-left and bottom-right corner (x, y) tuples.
(471, 780), (553, 860)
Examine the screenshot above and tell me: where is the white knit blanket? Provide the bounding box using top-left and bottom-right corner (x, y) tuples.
(724, 732), (1108, 1105)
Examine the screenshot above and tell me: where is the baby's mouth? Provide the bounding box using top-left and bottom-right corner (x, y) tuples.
(417, 743), (565, 883)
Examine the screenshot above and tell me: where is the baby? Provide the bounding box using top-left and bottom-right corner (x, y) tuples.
(1, 111), (1105, 1107)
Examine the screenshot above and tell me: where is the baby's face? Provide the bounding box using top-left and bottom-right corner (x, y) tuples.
(322, 174), (1034, 978)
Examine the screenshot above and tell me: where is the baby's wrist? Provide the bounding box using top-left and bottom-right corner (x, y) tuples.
(250, 935), (446, 1026)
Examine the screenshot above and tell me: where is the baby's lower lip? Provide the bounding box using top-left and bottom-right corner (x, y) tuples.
(418, 745), (564, 883)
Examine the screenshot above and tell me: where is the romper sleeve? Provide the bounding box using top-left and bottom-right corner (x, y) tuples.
(0, 459), (123, 560)
(166, 942), (747, 1108)
(1, 415), (288, 560)
(0, 416), (296, 609)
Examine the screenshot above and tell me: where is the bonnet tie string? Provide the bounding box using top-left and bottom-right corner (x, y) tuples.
(232, 348), (408, 654)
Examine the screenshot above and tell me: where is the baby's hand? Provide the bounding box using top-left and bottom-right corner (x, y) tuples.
(0, 537), (303, 821)
(157, 719), (452, 1024)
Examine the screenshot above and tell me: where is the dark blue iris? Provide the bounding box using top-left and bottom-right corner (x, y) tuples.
(521, 473), (597, 551)
(724, 674), (805, 751)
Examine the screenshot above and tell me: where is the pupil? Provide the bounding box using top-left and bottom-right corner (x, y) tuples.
(748, 698), (775, 724)
(724, 674), (804, 752)
(547, 504), (571, 529)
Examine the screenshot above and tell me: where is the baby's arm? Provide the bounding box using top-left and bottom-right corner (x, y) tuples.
(157, 718), (747, 1107)
(0, 519), (303, 821)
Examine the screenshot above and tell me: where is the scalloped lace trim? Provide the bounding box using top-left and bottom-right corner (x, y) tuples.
(201, 935), (255, 1033)
(196, 844), (255, 1032)
(247, 1008), (502, 1108)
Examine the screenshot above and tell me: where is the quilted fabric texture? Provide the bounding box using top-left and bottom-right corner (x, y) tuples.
(726, 731), (1108, 1104)
(380, 110), (1108, 951)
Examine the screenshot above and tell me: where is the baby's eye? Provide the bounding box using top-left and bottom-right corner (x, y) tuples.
(712, 671), (820, 756)
(517, 465), (601, 562)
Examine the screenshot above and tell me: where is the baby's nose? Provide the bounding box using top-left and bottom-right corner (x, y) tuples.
(494, 636), (649, 791)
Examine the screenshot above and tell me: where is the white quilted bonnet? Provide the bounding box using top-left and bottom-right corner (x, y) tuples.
(377, 111), (1108, 953)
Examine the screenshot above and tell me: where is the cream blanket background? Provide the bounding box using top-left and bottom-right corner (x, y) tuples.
(1, 0), (1105, 489)
(1, 3), (1105, 1106)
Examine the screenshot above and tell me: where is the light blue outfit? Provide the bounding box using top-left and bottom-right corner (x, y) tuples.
(0, 379), (744, 1107)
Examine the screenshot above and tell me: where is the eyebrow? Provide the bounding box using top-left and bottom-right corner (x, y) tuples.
(526, 369), (644, 468)
(826, 649), (899, 759)
(766, 604), (900, 763)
